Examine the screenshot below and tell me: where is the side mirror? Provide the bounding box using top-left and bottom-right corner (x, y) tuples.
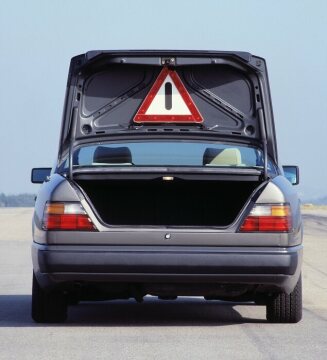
(31, 168), (52, 184)
(282, 165), (299, 185)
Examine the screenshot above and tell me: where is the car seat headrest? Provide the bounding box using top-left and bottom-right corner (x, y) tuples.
(93, 146), (132, 164)
(203, 148), (242, 166)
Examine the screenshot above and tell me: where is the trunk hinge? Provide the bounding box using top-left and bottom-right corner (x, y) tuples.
(258, 108), (269, 181)
(68, 107), (78, 180)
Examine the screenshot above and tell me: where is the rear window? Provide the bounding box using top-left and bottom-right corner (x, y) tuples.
(73, 141), (265, 168)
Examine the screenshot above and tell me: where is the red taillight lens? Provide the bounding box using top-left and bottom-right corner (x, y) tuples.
(43, 202), (96, 231)
(239, 204), (292, 232)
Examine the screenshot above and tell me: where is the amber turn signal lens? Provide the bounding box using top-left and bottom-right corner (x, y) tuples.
(45, 203), (65, 215)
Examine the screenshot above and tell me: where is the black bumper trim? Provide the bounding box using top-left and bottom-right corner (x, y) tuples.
(33, 243), (302, 276)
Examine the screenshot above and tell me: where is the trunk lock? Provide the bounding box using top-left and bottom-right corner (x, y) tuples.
(165, 233), (171, 240)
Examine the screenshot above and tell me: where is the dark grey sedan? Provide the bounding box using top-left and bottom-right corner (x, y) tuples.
(31, 50), (302, 323)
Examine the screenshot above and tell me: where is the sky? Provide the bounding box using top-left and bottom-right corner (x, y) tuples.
(0, 0), (326, 199)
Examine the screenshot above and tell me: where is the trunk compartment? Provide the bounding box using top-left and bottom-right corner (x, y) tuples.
(76, 178), (260, 227)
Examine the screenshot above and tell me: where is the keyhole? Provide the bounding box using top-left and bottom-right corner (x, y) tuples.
(165, 82), (172, 110)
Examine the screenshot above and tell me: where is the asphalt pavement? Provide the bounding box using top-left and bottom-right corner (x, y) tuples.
(0, 207), (326, 360)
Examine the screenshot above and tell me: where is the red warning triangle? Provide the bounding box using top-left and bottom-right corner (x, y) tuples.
(134, 67), (203, 123)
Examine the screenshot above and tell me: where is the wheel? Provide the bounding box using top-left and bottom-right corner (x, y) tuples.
(266, 275), (302, 323)
(31, 272), (67, 323)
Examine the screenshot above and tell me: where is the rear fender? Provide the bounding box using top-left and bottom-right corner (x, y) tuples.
(33, 174), (81, 242)
(255, 175), (302, 246)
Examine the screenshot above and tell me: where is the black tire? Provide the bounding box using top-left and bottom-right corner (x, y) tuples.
(31, 272), (67, 323)
(266, 275), (302, 323)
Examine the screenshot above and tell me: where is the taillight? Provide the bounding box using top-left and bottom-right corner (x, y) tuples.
(239, 204), (292, 232)
(42, 202), (97, 231)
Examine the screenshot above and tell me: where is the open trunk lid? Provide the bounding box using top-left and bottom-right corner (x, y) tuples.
(58, 50), (277, 170)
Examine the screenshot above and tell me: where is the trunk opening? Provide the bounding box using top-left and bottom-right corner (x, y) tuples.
(76, 178), (261, 227)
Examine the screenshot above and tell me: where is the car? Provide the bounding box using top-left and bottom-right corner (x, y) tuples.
(31, 50), (302, 323)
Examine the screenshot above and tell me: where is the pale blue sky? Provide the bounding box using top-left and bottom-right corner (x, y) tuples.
(0, 0), (326, 199)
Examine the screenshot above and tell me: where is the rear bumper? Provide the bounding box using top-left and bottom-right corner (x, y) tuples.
(32, 243), (303, 294)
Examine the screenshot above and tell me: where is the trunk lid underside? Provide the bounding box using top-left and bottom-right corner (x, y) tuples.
(59, 50), (277, 163)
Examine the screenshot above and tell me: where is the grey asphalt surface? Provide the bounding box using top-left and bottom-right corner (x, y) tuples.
(0, 208), (326, 360)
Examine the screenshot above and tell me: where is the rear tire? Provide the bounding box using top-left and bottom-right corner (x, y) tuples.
(32, 272), (67, 323)
(266, 275), (302, 323)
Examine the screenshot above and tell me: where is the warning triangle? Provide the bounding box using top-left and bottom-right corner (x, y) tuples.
(134, 67), (203, 123)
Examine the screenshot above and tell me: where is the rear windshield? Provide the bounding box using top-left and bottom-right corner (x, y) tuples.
(73, 141), (265, 168)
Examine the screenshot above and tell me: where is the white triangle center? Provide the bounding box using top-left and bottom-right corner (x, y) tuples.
(145, 75), (192, 115)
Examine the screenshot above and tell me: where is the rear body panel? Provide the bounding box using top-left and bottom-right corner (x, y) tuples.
(33, 174), (302, 247)
(32, 171), (303, 295)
